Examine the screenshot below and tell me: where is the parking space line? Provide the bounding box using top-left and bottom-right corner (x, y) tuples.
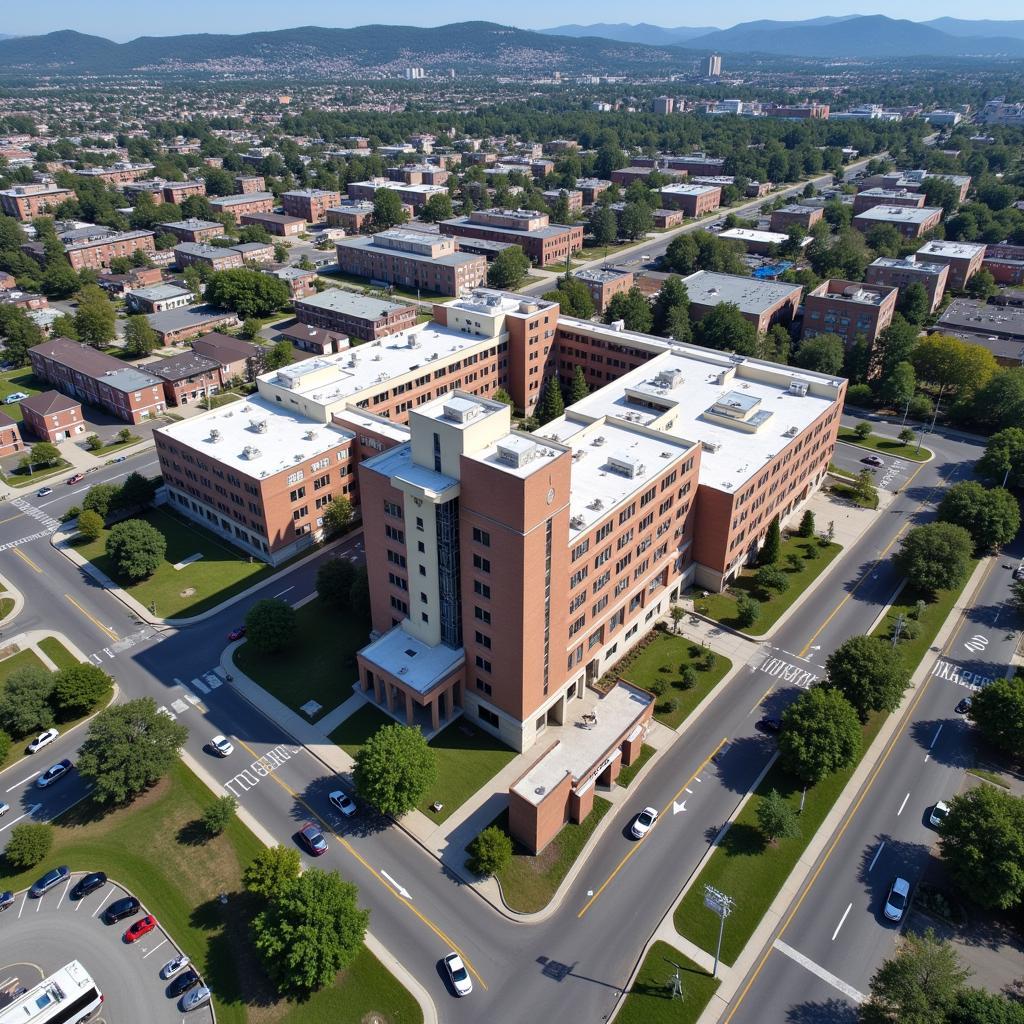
(92, 887), (114, 917)
(142, 938), (167, 959)
(190, 677), (209, 694)
(17, 893), (25, 919)
(56, 878), (71, 911)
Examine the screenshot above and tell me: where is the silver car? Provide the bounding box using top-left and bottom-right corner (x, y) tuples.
(181, 986), (211, 1012)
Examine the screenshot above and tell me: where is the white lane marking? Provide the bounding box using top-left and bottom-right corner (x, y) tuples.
(91, 887), (113, 917)
(17, 892), (26, 919)
(897, 793), (910, 816)
(171, 699), (188, 714)
(184, 694), (202, 707)
(142, 938), (167, 959)
(89, 654), (103, 666)
(774, 940), (866, 1003)
(157, 706), (175, 720)
(6, 771), (41, 792)
(867, 841), (886, 874)
(190, 677), (209, 694)
(929, 724), (943, 748)
(273, 586), (295, 599)
(212, 666), (227, 680)
(203, 673), (221, 690)
(56, 878), (71, 911)
(694, 776), (702, 784)
(684, 787), (693, 794)
(831, 902), (852, 941)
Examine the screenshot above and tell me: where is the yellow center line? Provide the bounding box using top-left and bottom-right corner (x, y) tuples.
(723, 555), (999, 1023)
(0, 512), (27, 526)
(11, 546), (42, 573)
(63, 594), (118, 642)
(749, 685), (774, 716)
(231, 737), (488, 990)
(578, 737), (728, 920)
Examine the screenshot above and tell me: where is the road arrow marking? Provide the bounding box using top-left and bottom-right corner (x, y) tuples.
(381, 869), (411, 899)
(672, 799), (687, 815)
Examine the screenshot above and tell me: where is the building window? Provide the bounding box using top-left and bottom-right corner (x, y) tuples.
(475, 655), (491, 672)
(478, 706), (499, 728)
(472, 527), (491, 546)
(289, 486), (306, 501)
(473, 554), (490, 573)
(474, 606), (491, 624)
(475, 678), (492, 696)
(474, 580), (491, 598)
(475, 631), (492, 649)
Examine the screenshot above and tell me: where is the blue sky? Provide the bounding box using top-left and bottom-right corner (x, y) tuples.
(4, 1), (1023, 41)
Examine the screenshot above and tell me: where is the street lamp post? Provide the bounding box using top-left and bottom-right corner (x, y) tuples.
(704, 884), (735, 978)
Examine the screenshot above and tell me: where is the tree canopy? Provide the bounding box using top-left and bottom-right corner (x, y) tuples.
(937, 481), (1020, 552)
(105, 518), (167, 581)
(778, 685), (861, 784)
(204, 268), (290, 318)
(824, 635), (909, 722)
(895, 522), (974, 595)
(353, 723), (437, 817)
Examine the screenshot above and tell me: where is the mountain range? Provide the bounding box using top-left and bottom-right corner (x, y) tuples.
(2, 16), (1024, 76)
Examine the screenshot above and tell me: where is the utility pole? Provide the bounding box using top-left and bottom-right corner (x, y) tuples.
(891, 613), (905, 648)
(704, 885), (735, 978)
(663, 959), (684, 1002)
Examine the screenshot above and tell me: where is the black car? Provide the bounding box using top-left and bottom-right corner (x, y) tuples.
(70, 872), (107, 901)
(756, 717), (782, 734)
(167, 969), (201, 998)
(955, 697), (973, 714)
(102, 895), (141, 924)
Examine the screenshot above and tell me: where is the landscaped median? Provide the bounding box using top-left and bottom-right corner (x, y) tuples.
(837, 425), (932, 462)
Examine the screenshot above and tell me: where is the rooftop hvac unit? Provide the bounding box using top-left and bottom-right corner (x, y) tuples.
(788, 380), (808, 396)
(208, 429), (221, 442)
(242, 445), (261, 460)
(304, 430), (317, 440)
(591, 435), (606, 446)
(702, 440), (721, 453)
(408, 337), (420, 349)
(588, 498), (604, 511)
(609, 319), (625, 332)
(250, 418), (268, 433)
(784, 425), (799, 437)
(570, 515), (586, 529)
(608, 452), (645, 478)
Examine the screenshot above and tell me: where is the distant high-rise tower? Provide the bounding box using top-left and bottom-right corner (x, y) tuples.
(706, 53), (722, 78)
(652, 96), (674, 115)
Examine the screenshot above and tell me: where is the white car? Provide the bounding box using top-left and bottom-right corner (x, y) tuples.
(929, 801), (950, 828)
(27, 728), (59, 753)
(443, 952), (473, 996)
(4, 392), (28, 405)
(0, 801), (8, 817)
(883, 877), (911, 922)
(161, 953), (190, 980)
(329, 789), (357, 817)
(631, 806), (659, 840)
(181, 986), (211, 1012)
(211, 735), (234, 757)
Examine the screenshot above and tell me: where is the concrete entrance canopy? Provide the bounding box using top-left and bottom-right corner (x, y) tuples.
(508, 681), (653, 853)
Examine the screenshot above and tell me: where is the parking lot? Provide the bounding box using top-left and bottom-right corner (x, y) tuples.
(0, 871), (214, 1023)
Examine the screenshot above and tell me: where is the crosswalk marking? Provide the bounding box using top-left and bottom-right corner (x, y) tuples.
(212, 666), (226, 680)
(171, 699), (188, 713)
(10, 498), (60, 532)
(0, 529), (52, 552)
(184, 693), (202, 706)
(191, 677), (210, 694)
(204, 673), (221, 690)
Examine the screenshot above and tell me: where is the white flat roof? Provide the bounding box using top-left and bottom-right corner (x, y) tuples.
(464, 430), (567, 480)
(661, 183), (721, 196)
(155, 396), (354, 481)
(719, 227), (805, 245)
(853, 205), (942, 224)
(917, 239), (986, 259)
(359, 625), (464, 695)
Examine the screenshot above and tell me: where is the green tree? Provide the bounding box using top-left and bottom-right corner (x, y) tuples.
(372, 188), (407, 230)
(977, 427), (1024, 489)
(466, 825), (513, 876)
(5, 822), (54, 869)
(619, 201), (653, 240)
(245, 598), (296, 654)
(798, 509), (815, 538)
(779, 686), (861, 784)
(651, 275), (689, 338)
(736, 594), (760, 628)
(897, 282), (931, 325)
(322, 495), (354, 535)
(825, 635), (909, 722)
(0, 305), (44, 366)
(547, 275), (595, 319)
(756, 789), (801, 845)
(938, 481), (1020, 552)
(49, 313), (79, 341)
(760, 515), (781, 565)
(913, 333), (997, 402)
(25, 441), (60, 468)
(491, 388), (514, 408)
(353, 723), (437, 817)
(853, 420), (873, 441)
(755, 565), (789, 594)
(694, 301), (757, 356)
(860, 929), (971, 1024)
(604, 287), (652, 333)
(487, 246), (530, 290)
(795, 333), (845, 375)
(966, 268), (997, 300)
(201, 795), (238, 836)
(182, 265), (203, 298)
(242, 317), (261, 340)
(111, 473), (157, 516)
(1011, 577), (1024, 617)
(204, 268), (290, 318)
(877, 316), (921, 380)
(939, 785), (1024, 910)
(51, 663), (113, 718)
(968, 675), (1024, 758)
(588, 204), (618, 246)
(895, 522), (974, 595)
(82, 482), (118, 519)
(263, 339), (293, 371)
(965, 367), (1024, 433)
(74, 284), (117, 347)
(243, 845), (301, 900)
(316, 558), (357, 608)
(349, 567), (369, 613)
(252, 868), (369, 995)
(105, 519), (166, 581)
(569, 365), (589, 403)
(41, 261), (80, 299)
(0, 665), (54, 737)
(855, 468), (879, 506)
(420, 192), (453, 223)
(76, 698), (189, 804)
(536, 375), (565, 425)
(122, 314), (158, 357)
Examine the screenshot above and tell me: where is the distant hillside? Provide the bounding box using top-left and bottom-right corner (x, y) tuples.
(924, 17), (1024, 40)
(0, 22), (692, 77)
(540, 23), (718, 46)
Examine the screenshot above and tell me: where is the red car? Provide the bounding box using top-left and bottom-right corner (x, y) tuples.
(67, 473), (85, 485)
(123, 915), (157, 943)
(227, 626), (246, 642)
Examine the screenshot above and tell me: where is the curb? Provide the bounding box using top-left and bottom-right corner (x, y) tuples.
(837, 433), (934, 464)
(0, 570), (25, 626)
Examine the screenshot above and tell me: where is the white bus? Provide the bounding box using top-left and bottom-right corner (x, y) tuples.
(0, 961), (102, 1024)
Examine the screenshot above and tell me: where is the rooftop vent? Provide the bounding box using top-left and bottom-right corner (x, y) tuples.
(608, 452), (646, 479)
(250, 418), (268, 433)
(443, 397), (482, 424)
(788, 380), (809, 397)
(784, 425), (799, 437)
(588, 498), (605, 511)
(496, 436), (538, 468)
(570, 515), (586, 530)
(304, 430), (317, 441)
(242, 445), (261, 460)
(656, 368), (685, 389)
(208, 428), (221, 442)
(702, 440), (721, 454)
(609, 319), (625, 332)
(408, 337), (420, 349)
(591, 435), (606, 447)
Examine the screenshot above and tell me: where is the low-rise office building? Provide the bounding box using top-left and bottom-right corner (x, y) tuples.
(125, 283), (194, 314)
(281, 188), (342, 223)
(160, 218), (224, 244)
(658, 183), (722, 217)
(234, 174), (266, 194)
(64, 229), (155, 271)
(572, 267), (634, 312)
(769, 205), (823, 232)
(439, 208), (583, 267)
(636, 154), (727, 176)
(851, 205), (943, 239)
(293, 290), (418, 341)
(684, 271), (802, 333)
(610, 166), (688, 187)
(146, 305), (239, 346)
(239, 212), (305, 237)
(935, 296), (1024, 365)
(915, 240), (987, 291)
(388, 165), (450, 186)
(981, 243), (1024, 286)
(0, 183), (77, 221)
(718, 227), (808, 255)
(19, 390), (85, 443)
(865, 256), (949, 313)
(802, 279), (898, 356)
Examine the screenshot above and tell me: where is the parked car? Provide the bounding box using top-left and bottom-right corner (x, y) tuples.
(883, 877), (911, 922)
(27, 728), (59, 753)
(443, 952), (473, 996)
(160, 954), (191, 981)
(67, 473), (85, 485)
(756, 717), (782, 734)
(210, 735), (234, 757)
(167, 969), (201, 997)
(37, 758), (73, 788)
(70, 872), (107, 900)
(124, 915), (157, 943)
(1013, 562), (1024, 581)
(861, 455), (884, 468)
(29, 865), (70, 898)
(929, 801), (950, 828)
(297, 821), (328, 856)
(4, 392), (28, 404)
(955, 697), (972, 714)
(630, 806), (659, 840)
(0, 801), (8, 817)
(227, 626), (246, 642)
(36, 487), (53, 497)
(102, 895), (141, 924)
(329, 789), (357, 817)
(181, 986), (211, 1012)
(113, 455), (127, 463)
(0, 891), (14, 912)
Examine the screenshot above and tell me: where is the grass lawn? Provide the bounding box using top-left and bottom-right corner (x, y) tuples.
(674, 710), (886, 965)
(319, 269), (450, 302)
(1, 458), (72, 488)
(838, 427), (931, 462)
(491, 796), (613, 913)
(968, 768), (1010, 789)
(329, 703), (392, 756)
(621, 632), (732, 729)
(74, 508), (276, 618)
(0, 760), (422, 1024)
(829, 482), (879, 510)
(694, 536), (843, 636)
(38, 636), (79, 670)
(235, 598), (369, 721)
(93, 434), (142, 455)
(617, 744), (656, 788)
(0, 646), (47, 685)
(0, 369), (46, 422)
(616, 941), (720, 1024)
(0, 597), (13, 621)
(418, 719), (516, 823)
(200, 392), (243, 410)
(577, 238), (647, 260)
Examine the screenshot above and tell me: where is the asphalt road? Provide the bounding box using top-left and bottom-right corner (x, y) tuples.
(0, 412), (991, 1022)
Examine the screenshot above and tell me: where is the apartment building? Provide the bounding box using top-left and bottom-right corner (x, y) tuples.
(0, 412), (24, 458)
(652, 209), (685, 229)
(281, 188), (342, 223)
(915, 240), (987, 290)
(851, 205), (943, 239)
(769, 205), (823, 232)
(575, 178), (612, 205)
(684, 271), (802, 333)
(64, 230), (155, 271)
(802, 279), (898, 355)
(260, 265), (316, 300)
(439, 209), (583, 267)
(162, 180), (206, 204)
(232, 241), (275, 264)
(982, 243), (1024, 286)
(239, 212), (305, 237)
(335, 229), (487, 295)
(572, 267), (634, 312)
(74, 162), (154, 185)
(326, 200), (377, 233)
(542, 188), (584, 213)
(208, 192), (275, 222)
(610, 166), (688, 187)
(18, 391), (85, 443)
(174, 243), (245, 272)
(865, 256), (949, 313)
(347, 178), (448, 210)
(278, 322), (350, 356)
(160, 218), (224, 244)
(146, 305), (239, 345)
(875, 170), (971, 204)
(293, 290), (418, 341)
(638, 154), (727, 176)
(388, 165), (450, 187)
(29, 337), (166, 423)
(234, 174), (266, 194)
(147, 350), (223, 406)
(719, 227), (808, 255)
(0, 183), (77, 221)
(191, 333), (261, 381)
(851, 188), (927, 215)
(658, 183), (722, 217)
(125, 283), (193, 314)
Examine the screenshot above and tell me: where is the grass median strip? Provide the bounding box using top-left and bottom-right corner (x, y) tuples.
(616, 941), (720, 1024)
(838, 427), (931, 462)
(38, 636), (80, 670)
